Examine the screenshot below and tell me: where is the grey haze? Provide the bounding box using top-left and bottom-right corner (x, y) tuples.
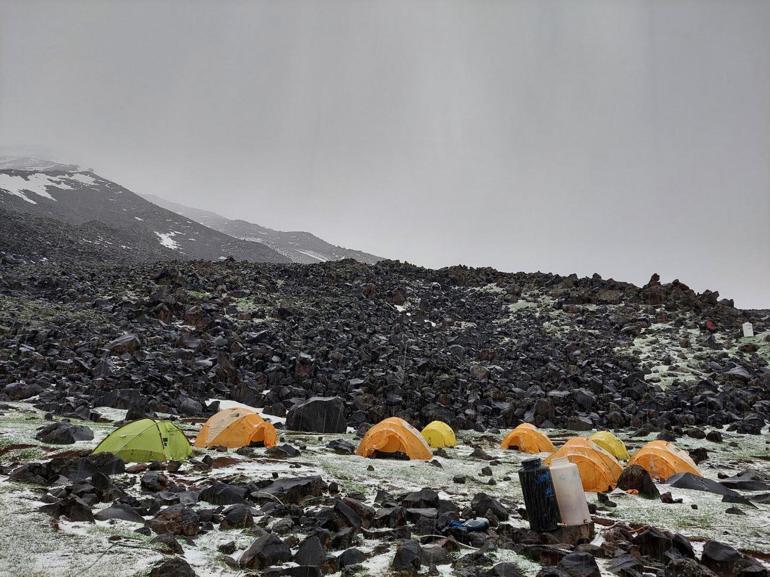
(1, 0), (768, 307)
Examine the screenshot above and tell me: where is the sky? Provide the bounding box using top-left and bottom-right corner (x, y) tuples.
(1, 0), (768, 308)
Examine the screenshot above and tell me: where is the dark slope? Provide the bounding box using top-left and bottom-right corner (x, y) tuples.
(0, 167), (288, 263)
(144, 193), (382, 264)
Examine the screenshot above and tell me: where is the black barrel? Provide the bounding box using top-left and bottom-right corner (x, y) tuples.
(518, 457), (561, 532)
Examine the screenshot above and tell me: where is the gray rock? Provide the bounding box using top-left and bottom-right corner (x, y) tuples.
(286, 397), (347, 433)
(149, 557), (196, 577)
(35, 422), (94, 444)
(240, 534), (292, 569)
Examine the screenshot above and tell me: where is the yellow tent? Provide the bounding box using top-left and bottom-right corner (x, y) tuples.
(627, 440), (701, 481)
(195, 408), (278, 449)
(421, 421), (456, 448)
(545, 437), (622, 492)
(93, 419), (192, 463)
(501, 423), (556, 453)
(590, 431), (630, 461)
(356, 417), (432, 460)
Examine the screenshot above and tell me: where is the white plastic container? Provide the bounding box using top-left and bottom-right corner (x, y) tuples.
(549, 457), (591, 526)
(742, 322), (754, 338)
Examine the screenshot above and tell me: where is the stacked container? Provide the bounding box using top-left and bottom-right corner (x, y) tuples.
(549, 457), (591, 526)
(518, 457), (561, 531)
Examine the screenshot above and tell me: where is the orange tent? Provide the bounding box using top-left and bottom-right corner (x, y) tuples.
(356, 417), (432, 460)
(501, 423), (556, 453)
(627, 440), (701, 481)
(195, 407), (278, 449)
(545, 437), (622, 492)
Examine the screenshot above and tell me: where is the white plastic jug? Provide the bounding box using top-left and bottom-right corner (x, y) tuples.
(549, 457), (591, 526)
(742, 322), (754, 338)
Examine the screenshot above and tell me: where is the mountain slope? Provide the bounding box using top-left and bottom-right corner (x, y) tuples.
(143, 193), (382, 265)
(0, 206), (176, 264)
(0, 158), (288, 263)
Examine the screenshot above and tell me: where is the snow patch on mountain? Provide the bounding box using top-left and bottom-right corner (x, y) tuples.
(295, 249), (329, 262)
(67, 173), (96, 186)
(154, 231), (181, 250)
(0, 173), (72, 204)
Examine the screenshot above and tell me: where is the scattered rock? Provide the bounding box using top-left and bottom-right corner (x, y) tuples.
(35, 422), (94, 444)
(392, 540), (422, 575)
(239, 534), (292, 569)
(148, 504), (200, 536)
(617, 465), (660, 499)
(149, 557), (196, 577)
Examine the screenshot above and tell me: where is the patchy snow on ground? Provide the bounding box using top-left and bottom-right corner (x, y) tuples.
(65, 173), (97, 186)
(0, 402), (767, 576)
(0, 172), (71, 203)
(294, 249), (329, 262)
(154, 231), (181, 250)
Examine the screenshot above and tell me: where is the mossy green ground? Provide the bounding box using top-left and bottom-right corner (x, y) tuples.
(0, 403), (767, 576)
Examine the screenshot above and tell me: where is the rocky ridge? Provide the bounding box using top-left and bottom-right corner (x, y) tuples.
(0, 256), (767, 436)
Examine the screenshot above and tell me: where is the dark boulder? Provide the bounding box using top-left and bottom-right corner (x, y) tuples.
(665, 558), (719, 577)
(148, 504), (200, 536)
(392, 540), (422, 575)
(471, 493), (509, 520)
(239, 534), (292, 569)
(338, 547), (366, 568)
(606, 553), (644, 577)
(688, 447), (709, 464)
(3, 382), (43, 400)
(151, 533), (185, 555)
(220, 504), (253, 529)
(286, 397), (347, 433)
(39, 496), (95, 523)
(199, 482), (247, 505)
(401, 488), (439, 509)
(667, 473), (739, 497)
(294, 535), (326, 567)
(106, 334), (141, 354)
(258, 476), (326, 505)
(487, 563), (526, 577)
(149, 557), (196, 577)
(719, 470), (769, 492)
(633, 527), (672, 562)
(617, 465), (660, 499)
(36, 422), (94, 444)
(266, 444), (301, 458)
(327, 439), (356, 455)
(557, 552), (601, 577)
(94, 502), (145, 523)
(701, 541), (742, 577)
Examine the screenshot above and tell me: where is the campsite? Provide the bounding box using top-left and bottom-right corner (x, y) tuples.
(0, 257), (768, 577)
(1, 2), (768, 572)
(0, 395), (768, 576)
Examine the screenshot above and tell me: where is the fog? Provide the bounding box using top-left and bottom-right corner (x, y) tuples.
(1, 0), (768, 307)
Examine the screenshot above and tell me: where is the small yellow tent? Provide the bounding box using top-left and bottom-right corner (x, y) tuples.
(195, 408), (278, 449)
(93, 419), (192, 463)
(421, 421), (456, 448)
(627, 440), (701, 481)
(545, 437), (622, 492)
(501, 423), (556, 453)
(356, 417), (432, 460)
(590, 431), (630, 461)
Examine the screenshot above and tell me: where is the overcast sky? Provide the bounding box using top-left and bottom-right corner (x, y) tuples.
(1, 0), (768, 307)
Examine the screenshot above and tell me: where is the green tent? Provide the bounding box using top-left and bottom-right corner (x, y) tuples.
(92, 419), (192, 463)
